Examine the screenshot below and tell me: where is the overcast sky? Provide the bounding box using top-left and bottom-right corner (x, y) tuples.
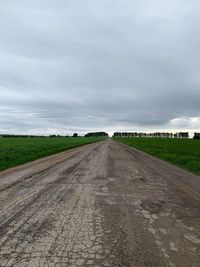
(0, 0), (200, 135)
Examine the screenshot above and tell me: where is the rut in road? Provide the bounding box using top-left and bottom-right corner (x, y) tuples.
(0, 139), (200, 267)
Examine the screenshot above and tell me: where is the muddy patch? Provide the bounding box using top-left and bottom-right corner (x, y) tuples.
(140, 199), (166, 214)
(57, 188), (75, 203)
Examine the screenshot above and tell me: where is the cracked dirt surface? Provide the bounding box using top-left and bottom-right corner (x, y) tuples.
(0, 139), (200, 267)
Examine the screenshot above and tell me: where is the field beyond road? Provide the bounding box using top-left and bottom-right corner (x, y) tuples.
(0, 137), (105, 171)
(114, 137), (200, 175)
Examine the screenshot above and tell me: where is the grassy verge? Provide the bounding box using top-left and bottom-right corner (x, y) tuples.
(114, 137), (200, 176)
(0, 137), (106, 171)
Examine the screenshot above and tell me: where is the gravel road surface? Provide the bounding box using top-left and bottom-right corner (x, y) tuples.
(0, 139), (199, 267)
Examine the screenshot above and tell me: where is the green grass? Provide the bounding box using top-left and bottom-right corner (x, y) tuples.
(114, 137), (200, 176)
(0, 137), (106, 171)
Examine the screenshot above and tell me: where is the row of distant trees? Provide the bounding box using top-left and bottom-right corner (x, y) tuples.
(0, 132), (109, 138)
(193, 133), (200, 139)
(1, 132), (200, 139)
(113, 132), (192, 138)
(0, 134), (70, 138)
(84, 132), (108, 137)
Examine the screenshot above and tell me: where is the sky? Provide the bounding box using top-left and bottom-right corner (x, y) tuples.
(0, 0), (200, 136)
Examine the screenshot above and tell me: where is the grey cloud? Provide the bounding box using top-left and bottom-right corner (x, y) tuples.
(0, 0), (200, 135)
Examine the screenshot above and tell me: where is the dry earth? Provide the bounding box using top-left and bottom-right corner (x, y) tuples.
(0, 139), (199, 267)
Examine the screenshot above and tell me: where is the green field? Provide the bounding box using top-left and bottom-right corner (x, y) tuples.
(114, 137), (200, 175)
(0, 137), (105, 171)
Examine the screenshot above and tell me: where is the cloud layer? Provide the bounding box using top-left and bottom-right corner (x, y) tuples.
(0, 0), (200, 135)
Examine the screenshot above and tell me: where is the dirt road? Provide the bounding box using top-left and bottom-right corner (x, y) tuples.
(0, 139), (200, 267)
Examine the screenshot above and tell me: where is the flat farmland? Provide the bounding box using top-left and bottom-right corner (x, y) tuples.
(0, 137), (105, 171)
(114, 137), (200, 175)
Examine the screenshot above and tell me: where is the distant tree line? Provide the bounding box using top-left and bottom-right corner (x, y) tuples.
(2, 131), (200, 139)
(85, 132), (108, 137)
(193, 133), (200, 140)
(0, 134), (46, 138)
(0, 132), (109, 138)
(0, 134), (70, 138)
(113, 132), (190, 138)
